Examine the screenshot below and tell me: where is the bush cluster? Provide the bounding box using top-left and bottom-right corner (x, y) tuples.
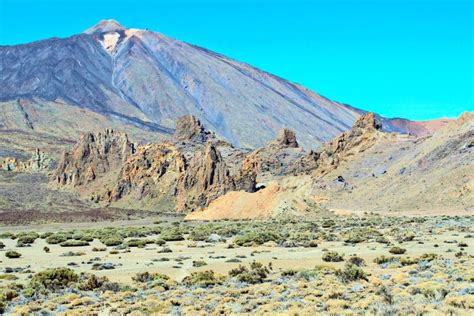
(228, 262), (269, 284)
(322, 251), (344, 262)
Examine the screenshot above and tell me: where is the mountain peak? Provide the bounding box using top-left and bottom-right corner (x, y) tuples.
(84, 19), (126, 34)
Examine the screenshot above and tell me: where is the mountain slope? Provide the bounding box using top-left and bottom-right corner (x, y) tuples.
(188, 112), (473, 219)
(1, 19), (415, 150)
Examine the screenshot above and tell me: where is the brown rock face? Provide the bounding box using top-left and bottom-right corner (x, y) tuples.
(276, 128), (299, 148)
(174, 115), (210, 143)
(53, 129), (135, 186)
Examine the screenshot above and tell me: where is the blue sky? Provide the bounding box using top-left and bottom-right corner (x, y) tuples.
(1, 0), (472, 120)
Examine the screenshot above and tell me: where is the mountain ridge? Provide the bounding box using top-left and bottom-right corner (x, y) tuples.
(0, 19), (443, 153)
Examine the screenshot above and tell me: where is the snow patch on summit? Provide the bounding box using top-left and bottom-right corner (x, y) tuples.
(100, 32), (120, 53)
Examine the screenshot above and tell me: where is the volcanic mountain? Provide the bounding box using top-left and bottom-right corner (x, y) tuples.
(0, 19), (432, 160)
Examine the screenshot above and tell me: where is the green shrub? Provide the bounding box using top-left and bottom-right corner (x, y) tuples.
(80, 235), (94, 242)
(281, 268), (317, 281)
(30, 267), (79, 291)
(155, 238), (166, 246)
(0, 232), (14, 239)
(100, 235), (123, 247)
(376, 236), (391, 244)
(16, 232), (39, 240)
(16, 235), (37, 247)
(182, 270), (223, 287)
(321, 219), (336, 228)
(0, 241), (4, 249)
(228, 262), (269, 284)
(389, 247), (406, 255)
(132, 272), (170, 283)
(373, 255), (395, 265)
(60, 240), (89, 247)
(418, 253), (438, 262)
(160, 228), (184, 241)
(125, 239), (148, 248)
(399, 257), (418, 266)
(78, 273), (109, 291)
(234, 231), (280, 246)
(46, 233), (70, 244)
(188, 228), (211, 241)
(336, 263), (368, 283)
(344, 233), (366, 244)
(43, 246), (50, 253)
(281, 268), (299, 277)
(40, 232), (53, 239)
(322, 251), (344, 262)
(5, 250), (21, 259)
(347, 256), (366, 267)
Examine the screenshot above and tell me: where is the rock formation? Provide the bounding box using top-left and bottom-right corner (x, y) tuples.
(0, 149), (54, 172)
(176, 144), (233, 211)
(285, 112), (384, 176)
(52, 129), (135, 186)
(174, 115), (211, 143)
(51, 116), (256, 212)
(275, 128), (299, 148)
(239, 128), (305, 183)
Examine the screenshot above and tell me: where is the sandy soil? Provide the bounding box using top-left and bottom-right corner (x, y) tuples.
(1, 227), (471, 284)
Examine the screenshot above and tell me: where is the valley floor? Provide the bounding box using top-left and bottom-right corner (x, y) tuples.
(0, 215), (473, 314)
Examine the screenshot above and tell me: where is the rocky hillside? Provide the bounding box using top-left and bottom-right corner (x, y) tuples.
(1, 19), (434, 154)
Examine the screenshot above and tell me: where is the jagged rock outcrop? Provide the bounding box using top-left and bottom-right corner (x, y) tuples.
(318, 112), (383, 166)
(0, 149), (54, 172)
(275, 128), (299, 148)
(52, 129), (135, 186)
(51, 116), (256, 212)
(177, 144), (233, 211)
(42, 109), (473, 218)
(92, 143), (186, 210)
(240, 128), (305, 182)
(287, 112), (384, 176)
(352, 112), (382, 132)
(174, 115), (212, 143)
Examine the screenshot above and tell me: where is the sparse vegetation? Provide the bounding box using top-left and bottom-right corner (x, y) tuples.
(234, 231), (280, 246)
(0, 215), (471, 314)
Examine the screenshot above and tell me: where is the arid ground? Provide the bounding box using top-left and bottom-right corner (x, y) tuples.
(1, 215), (472, 314)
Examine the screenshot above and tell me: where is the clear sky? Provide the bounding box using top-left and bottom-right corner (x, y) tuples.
(1, 0), (472, 120)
